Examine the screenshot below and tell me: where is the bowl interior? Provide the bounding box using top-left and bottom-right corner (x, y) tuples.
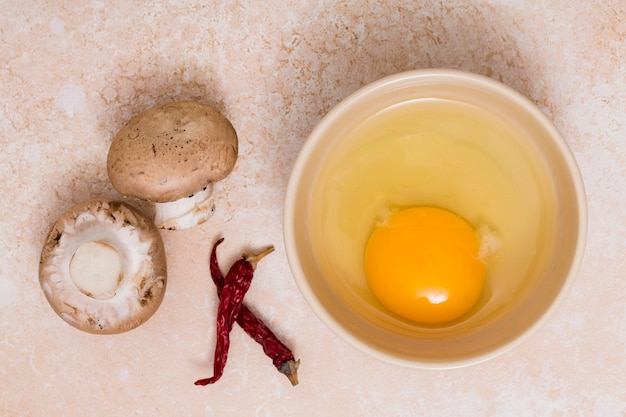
(284, 69), (586, 368)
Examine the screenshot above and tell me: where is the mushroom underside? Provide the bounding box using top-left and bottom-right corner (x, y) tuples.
(39, 200), (167, 334)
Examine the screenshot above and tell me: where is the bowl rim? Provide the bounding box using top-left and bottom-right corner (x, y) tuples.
(283, 68), (588, 369)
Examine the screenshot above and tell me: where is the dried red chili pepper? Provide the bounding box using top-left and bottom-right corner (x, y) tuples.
(194, 242), (280, 386)
(207, 238), (300, 386)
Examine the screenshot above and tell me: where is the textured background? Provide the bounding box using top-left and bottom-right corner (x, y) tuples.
(1, 1), (625, 416)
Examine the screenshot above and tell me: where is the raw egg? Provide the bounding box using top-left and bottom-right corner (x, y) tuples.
(364, 206), (486, 324)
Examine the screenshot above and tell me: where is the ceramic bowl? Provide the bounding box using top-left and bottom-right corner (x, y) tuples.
(284, 69), (586, 368)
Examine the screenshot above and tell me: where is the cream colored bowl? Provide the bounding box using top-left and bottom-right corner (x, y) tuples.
(284, 69), (586, 368)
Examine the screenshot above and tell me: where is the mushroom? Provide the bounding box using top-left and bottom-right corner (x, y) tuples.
(106, 101), (238, 230)
(39, 199), (167, 334)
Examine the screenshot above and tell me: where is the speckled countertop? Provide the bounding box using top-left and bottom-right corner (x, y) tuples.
(1, 1), (625, 416)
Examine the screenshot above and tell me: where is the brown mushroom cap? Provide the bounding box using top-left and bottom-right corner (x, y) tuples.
(39, 199), (167, 334)
(107, 102), (238, 203)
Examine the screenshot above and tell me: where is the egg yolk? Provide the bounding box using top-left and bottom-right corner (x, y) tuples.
(364, 206), (486, 324)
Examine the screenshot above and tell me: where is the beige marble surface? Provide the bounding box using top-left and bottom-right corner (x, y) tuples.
(1, 1), (625, 416)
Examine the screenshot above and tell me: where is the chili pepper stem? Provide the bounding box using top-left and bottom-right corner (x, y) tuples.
(277, 359), (300, 386)
(244, 246), (275, 269)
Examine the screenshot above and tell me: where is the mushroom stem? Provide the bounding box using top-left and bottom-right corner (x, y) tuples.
(153, 184), (215, 230)
(69, 241), (122, 300)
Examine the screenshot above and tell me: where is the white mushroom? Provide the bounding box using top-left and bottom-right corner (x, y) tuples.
(106, 101), (238, 230)
(39, 199), (167, 334)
